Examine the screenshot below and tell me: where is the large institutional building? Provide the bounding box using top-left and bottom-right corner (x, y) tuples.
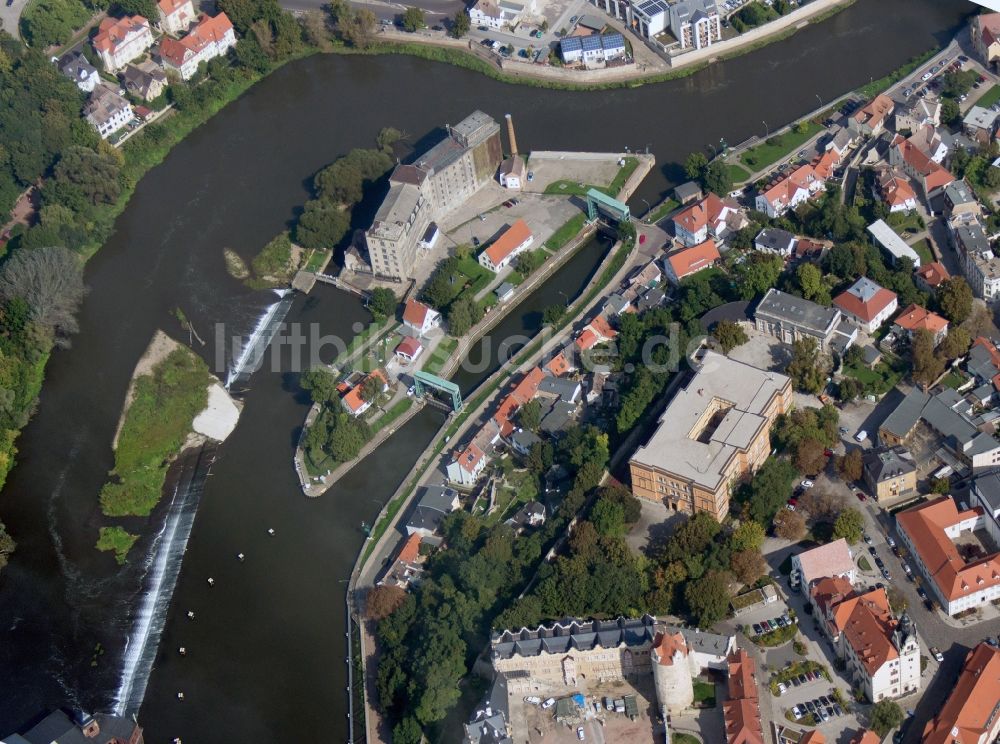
(365, 111), (503, 281)
(628, 352), (792, 520)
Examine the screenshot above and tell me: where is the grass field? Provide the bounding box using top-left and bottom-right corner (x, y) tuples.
(371, 398), (413, 436)
(727, 163), (752, 184)
(647, 198), (681, 224)
(740, 121), (824, 172)
(843, 357), (904, 395)
(910, 238), (933, 265)
(859, 556), (872, 571)
(100, 347), (211, 517)
(544, 157), (638, 197)
(423, 337), (458, 376)
(979, 84), (1000, 109)
(544, 213), (587, 251)
(693, 680), (716, 708)
(96, 526), (139, 565)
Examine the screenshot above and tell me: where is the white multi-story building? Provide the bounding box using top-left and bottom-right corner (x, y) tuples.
(158, 13), (236, 81)
(156, 0), (196, 34)
(92, 15), (154, 72)
(84, 85), (134, 140)
(467, 0), (533, 29)
(670, 0), (720, 49)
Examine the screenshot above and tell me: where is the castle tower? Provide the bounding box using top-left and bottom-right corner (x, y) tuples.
(505, 113), (519, 158)
(651, 631), (694, 714)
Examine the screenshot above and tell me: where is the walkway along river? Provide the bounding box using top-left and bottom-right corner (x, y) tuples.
(0, 0), (971, 740)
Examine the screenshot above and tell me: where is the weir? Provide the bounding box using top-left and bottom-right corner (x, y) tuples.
(225, 289), (295, 390)
(113, 444), (217, 716)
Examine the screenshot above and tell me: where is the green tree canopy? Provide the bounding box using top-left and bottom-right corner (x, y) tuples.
(368, 287), (398, 320)
(869, 700), (905, 738)
(685, 569), (732, 627)
(712, 319), (748, 353)
(936, 276), (973, 324)
(832, 507), (864, 544)
(402, 6), (425, 31)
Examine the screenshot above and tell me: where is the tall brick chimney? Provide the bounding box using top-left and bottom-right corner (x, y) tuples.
(505, 113), (518, 158)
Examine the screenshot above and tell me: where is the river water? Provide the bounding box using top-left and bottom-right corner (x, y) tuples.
(0, 0), (971, 739)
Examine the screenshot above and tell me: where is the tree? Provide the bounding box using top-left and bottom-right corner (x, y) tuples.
(447, 296), (481, 336)
(773, 509), (806, 541)
(542, 304), (565, 326)
(870, 700), (905, 738)
(941, 96), (961, 127)
(368, 287), (397, 320)
(295, 199), (350, 249)
(985, 166), (1000, 190)
(911, 328), (945, 386)
(703, 160), (733, 196)
(617, 220), (636, 245)
(0, 246), (85, 346)
(836, 448), (863, 483)
(591, 498), (626, 538)
(112, 0), (157, 19)
(887, 585), (908, 615)
(730, 520), (765, 552)
(0, 520), (15, 573)
(367, 584), (407, 619)
(391, 717), (423, 744)
(795, 438), (828, 476)
(451, 9), (469, 37)
(360, 374), (382, 402)
(712, 319), (748, 353)
(797, 262), (831, 305)
(20, 0), (91, 46)
(940, 69), (978, 98)
(518, 399), (542, 431)
(402, 6), (425, 31)
(685, 569), (732, 627)
(832, 507), (864, 544)
(734, 251), (783, 300)
(300, 9), (332, 49)
(597, 484), (642, 524)
(939, 326), (971, 360)
(300, 366), (337, 405)
(798, 486), (844, 523)
(338, 6), (377, 47)
(684, 151), (708, 180)
(731, 549), (766, 585)
(929, 476), (951, 494)
(837, 376), (864, 403)
(937, 276), (973, 324)
(744, 458), (797, 525)
(328, 415), (368, 461)
(46, 146), (122, 212)
(787, 337), (826, 393)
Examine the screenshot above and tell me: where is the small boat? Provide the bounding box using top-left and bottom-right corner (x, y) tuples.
(237, 553), (245, 562)
(186, 611), (195, 620)
(267, 528), (275, 536)
(176, 692), (185, 701)
(178, 647), (186, 656)
(207, 577), (215, 586)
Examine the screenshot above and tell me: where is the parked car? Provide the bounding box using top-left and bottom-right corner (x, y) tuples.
(819, 708), (830, 722)
(797, 674), (808, 685)
(869, 546), (878, 557)
(783, 614), (794, 625)
(791, 676), (802, 687)
(917, 587), (927, 600)
(931, 647), (944, 662)
(818, 695), (831, 707)
(833, 704), (844, 716)
(855, 430), (868, 442)
(887, 536), (897, 548)
(903, 562), (912, 576)
(874, 556), (885, 569)
(542, 698), (556, 709)
(792, 705), (803, 720)
(778, 682), (787, 695)
(800, 479), (814, 489)
(577, 727), (585, 740)
(882, 568), (892, 581)
(524, 696), (541, 704)
(805, 700), (817, 713)
(863, 533), (873, 544)
(752, 623), (763, 635)
(856, 491), (867, 502)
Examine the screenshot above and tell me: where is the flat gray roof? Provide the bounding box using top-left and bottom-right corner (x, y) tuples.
(868, 219), (920, 267)
(755, 288), (840, 336)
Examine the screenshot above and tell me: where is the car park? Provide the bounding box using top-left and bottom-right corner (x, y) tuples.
(805, 701), (816, 713)
(818, 695), (831, 707)
(931, 647), (944, 662)
(819, 708), (830, 722)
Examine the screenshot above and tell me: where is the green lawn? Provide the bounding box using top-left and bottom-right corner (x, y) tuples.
(941, 371), (967, 389)
(856, 48), (938, 99)
(979, 84), (1000, 109)
(423, 337), (458, 376)
(370, 398), (413, 436)
(544, 213), (587, 251)
(910, 238), (933, 266)
(727, 163), (752, 184)
(843, 357), (904, 396)
(673, 735), (700, 744)
(887, 210), (925, 235)
(303, 248), (330, 273)
(859, 556), (872, 571)
(99, 347), (211, 517)
(647, 198), (681, 224)
(692, 680), (716, 708)
(543, 157), (639, 198)
(740, 121), (824, 172)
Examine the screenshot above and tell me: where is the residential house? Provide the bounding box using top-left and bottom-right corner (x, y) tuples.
(897, 496), (1000, 617)
(954, 220), (1000, 300)
(446, 434), (491, 486)
(891, 303), (948, 345)
(629, 259), (662, 289)
(378, 533), (425, 589)
(848, 94), (895, 137)
(625, 0), (668, 38)
(498, 157), (525, 190)
(157, 0), (196, 33)
(922, 643), (1000, 744)
(879, 387), (1000, 470)
(875, 170), (918, 213)
(537, 376), (582, 404)
(723, 648), (763, 744)
(1, 710), (144, 744)
(121, 63), (167, 101)
(895, 96), (941, 132)
(664, 239), (721, 284)
(674, 181), (703, 205)
(394, 336), (422, 363)
(478, 219), (533, 272)
(754, 227), (796, 256)
(340, 369), (388, 417)
(849, 733), (880, 744)
(629, 351), (792, 521)
(944, 179), (982, 224)
(968, 337), (1000, 401)
(791, 538), (856, 592)
(833, 277), (898, 333)
(405, 485), (461, 537)
(754, 288), (856, 353)
(603, 291), (631, 317)
(825, 127), (856, 160)
(868, 219), (920, 267)
(576, 315), (617, 352)
(402, 298), (440, 335)
(464, 676), (512, 744)
(862, 446), (917, 504)
(84, 86), (134, 140)
(57, 52), (99, 92)
(468, 0), (533, 29)
(973, 12), (1000, 68)
(914, 261), (951, 293)
(672, 192), (745, 247)
(670, 0), (721, 50)
(972, 468), (1000, 546)
(811, 150), (840, 181)
(93, 15), (154, 72)
(506, 500), (545, 529)
(907, 123), (949, 164)
(755, 163), (824, 218)
(495, 282), (515, 302)
(508, 429), (541, 457)
(559, 33), (627, 65)
(159, 13), (236, 81)
(545, 350), (573, 377)
(964, 105), (999, 145)
(809, 575), (855, 632)
(888, 134), (955, 203)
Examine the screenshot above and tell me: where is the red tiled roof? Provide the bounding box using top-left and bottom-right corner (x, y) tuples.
(510, 367), (545, 405)
(848, 732), (878, 744)
(879, 170), (917, 207)
(812, 149), (840, 180)
(761, 163), (819, 210)
(94, 15), (149, 53)
(454, 441), (486, 473)
(800, 733), (826, 744)
(923, 643), (1000, 744)
(403, 298), (433, 329)
(546, 352), (571, 377)
(484, 219), (532, 266)
(893, 134), (955, 192)
(852, 93), (895, 129)
(160, 12), (233, 67)
(651, 631), (687, 666)
(897, 497), (1000, 603)
(915, 261), (951, 288)
(673, 192), (728, 235)
(723, 648), (763, 744)
(575, 316), (617, 351)
(341, 369), (387, 413)
(727, 649), (757, 701)
(833, 282), (897, 324)
(839, 589), (898, 676)
(893, 304), (948, 334)
(395, 336), (422, 357)
(396, 533), (422, 564)
(667, 239), (720, 280)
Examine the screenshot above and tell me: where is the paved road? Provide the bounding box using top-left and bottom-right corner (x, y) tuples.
(0, 0), (26, 39)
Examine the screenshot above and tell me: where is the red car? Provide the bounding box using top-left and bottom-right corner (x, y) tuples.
(856, 491), (866, 502)
(824, 449), (834, 457)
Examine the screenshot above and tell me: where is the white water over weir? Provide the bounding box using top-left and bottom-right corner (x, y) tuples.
(225, 288), (295, 390)
(113, 446), (215, 716)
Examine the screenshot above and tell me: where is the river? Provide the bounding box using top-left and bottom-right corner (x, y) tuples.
(0, 0), (971, 739)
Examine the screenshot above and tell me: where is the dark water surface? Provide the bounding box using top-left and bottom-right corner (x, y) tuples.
(0, 0), (971, 739)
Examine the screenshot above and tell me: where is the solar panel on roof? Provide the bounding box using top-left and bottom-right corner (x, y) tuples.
(560, 36), (582, 52)
(638, 0), (667, 14)
(581, 35), (602, 50)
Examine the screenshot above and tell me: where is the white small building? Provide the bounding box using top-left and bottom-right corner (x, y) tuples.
(92, 15), (154, 72)
(157, 0), (197, 33)
(478, 219), (534, 272)
(84, 86), (134, 140)
(631, 0), (668, 37)
(402, 298), (440, 335)
(468, 0), (532, 29)
(57, 52), (100, 93)
(868, 219), (921, 268)
(791, 538), (855, 592)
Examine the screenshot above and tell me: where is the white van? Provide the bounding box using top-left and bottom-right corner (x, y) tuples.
(855, 430), (868, 442)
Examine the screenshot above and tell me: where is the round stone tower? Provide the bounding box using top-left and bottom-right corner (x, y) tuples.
(651, 630), (694, 714)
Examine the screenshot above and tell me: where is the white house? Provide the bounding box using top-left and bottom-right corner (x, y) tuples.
(755, 163), (823, 219)
(159, 13), (236, 80)
(157, 0), (196, 34)
(57, 52), (100, 92)
(833, 277), (899, 334)
(446, 424), (499, 485)
(478, 219), (534, 272)
(791, 538), (855, 591)
(84, 86), (134, 140)
(468, 0), (532, 29)
(92, 15), (154, 72)
(402, 298), (440, 335)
